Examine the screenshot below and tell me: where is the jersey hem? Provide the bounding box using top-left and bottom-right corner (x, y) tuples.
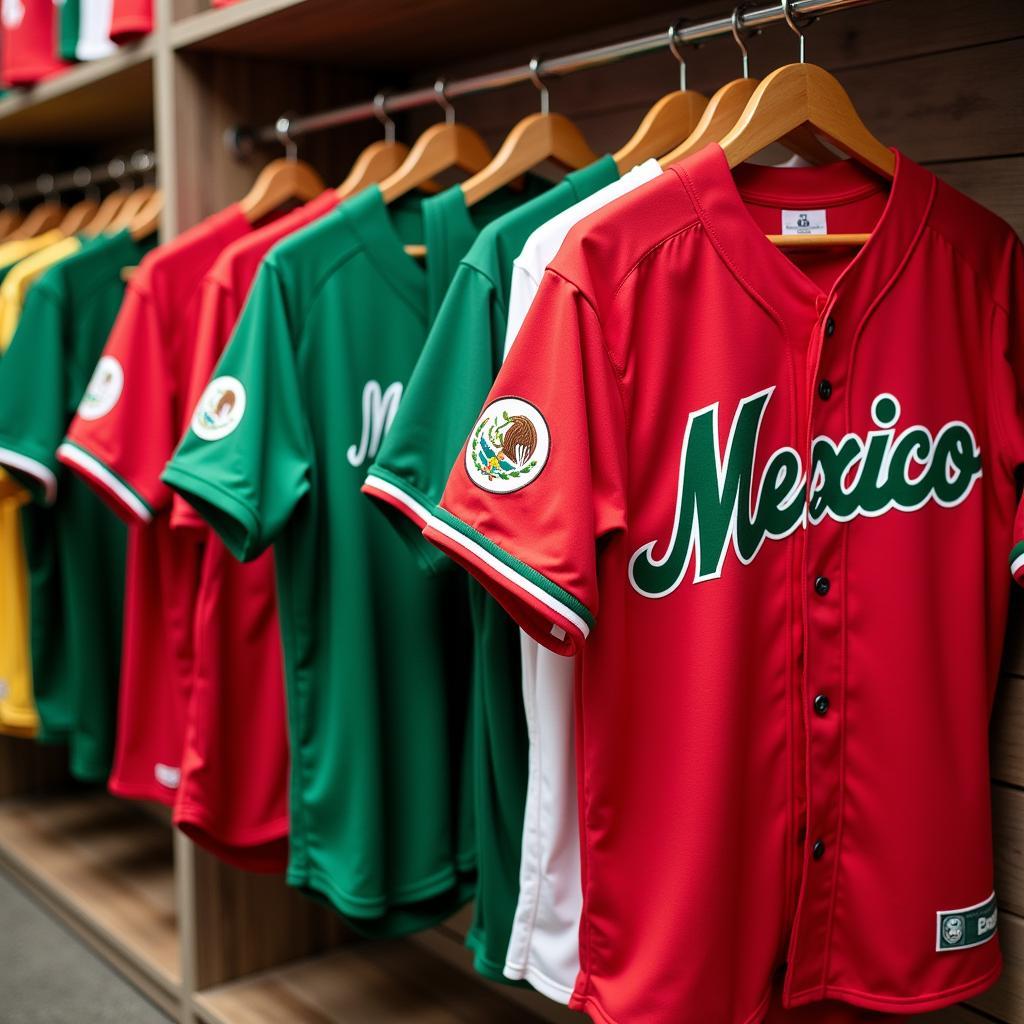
(173, 800), (290, 848)
(287, 860), (465, 919)
(174, 807), (289, 874)
(571, 982), (773, 1024)
(108, 778), (179, 806)
(502, 960), (575, 1003)
(0, 703), (39, 732)
(56, 441), (155, 524)
(786, 953), (1003, 1014)
(161, 463), (262, 562)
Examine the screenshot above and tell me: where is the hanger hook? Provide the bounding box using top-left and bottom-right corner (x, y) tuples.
(781, 0), (815, 63)
(36, 174), (56, 202)
(667, 19), (691, 93)
(0, 185), (14, 210)
(528, 57), (550, 116)
(373, 92), (396, 144)
(730, 3), (759, 79)
(433, 78), (455, 126)
(275, 114), (298, 162)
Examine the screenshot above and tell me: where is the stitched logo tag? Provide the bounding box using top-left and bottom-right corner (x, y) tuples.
(936, 892), (997, 952)
(781, 209), (828, 235)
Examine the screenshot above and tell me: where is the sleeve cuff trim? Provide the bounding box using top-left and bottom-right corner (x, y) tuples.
(56, 442), (154, 523)
(1010, 541), (1024, 580)
(432, 505), (594, 638)
(0, 447), (57, 505)
(362, 472), (431, 528)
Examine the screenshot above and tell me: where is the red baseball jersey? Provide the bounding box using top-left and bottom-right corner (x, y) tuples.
(108, 0), (148, 42)
(1, 0), (66, 86)
(58, 205), (253, 807)
(170, 189), (339, 872)
(423, 147), (1022, 1022)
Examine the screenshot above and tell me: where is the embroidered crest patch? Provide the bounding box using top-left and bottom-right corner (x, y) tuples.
(192, 376), (247, 441)
(466, 397), (550, 494)
(78, 356), (124, 421)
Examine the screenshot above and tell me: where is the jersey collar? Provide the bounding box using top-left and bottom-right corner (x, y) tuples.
(671, 144), (936, 327)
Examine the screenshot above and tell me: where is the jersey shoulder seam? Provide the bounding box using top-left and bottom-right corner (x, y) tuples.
(921, 221), (1011, 317)
(611, 216), (702, 303)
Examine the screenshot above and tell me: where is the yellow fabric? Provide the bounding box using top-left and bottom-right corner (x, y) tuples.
(0, 230), (66, 277)
(0, 232), (81, 736)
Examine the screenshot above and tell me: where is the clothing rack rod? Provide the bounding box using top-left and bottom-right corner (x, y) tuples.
(0, 150), (157, 206)
(245, 0), (887, 146)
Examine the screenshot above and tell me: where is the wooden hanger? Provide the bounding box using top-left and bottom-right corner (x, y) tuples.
(615, 24), (710, 171)
(337, 141), (410, 201)
(10, 200), (64, 240)
(109, 186), (156, 233)
(461, 61), (598, 208)
(83, 188), (131, 236)
(58, 198), (99, 236)
(0, 207), (24, 241)
(240, 158), (324, 223)
(130, 190), (164, 241)
(719, 63), (894, 247)
(379, 81), (492, 205)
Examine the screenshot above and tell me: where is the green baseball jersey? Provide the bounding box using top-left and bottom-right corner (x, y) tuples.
(56, 0), (81, 62)
(163, 181), (544, 937)
(361, 155), (619, 980)
(0, 230), (153, 780)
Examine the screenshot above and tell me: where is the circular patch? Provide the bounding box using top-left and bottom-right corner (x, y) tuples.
(78, 356), (124, 421)
(942, 916), (965, 946)
(191, 376), (247, 441)
(465, 397), (550, 494)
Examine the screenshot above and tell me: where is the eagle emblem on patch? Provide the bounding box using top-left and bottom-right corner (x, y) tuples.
(466, 397), (550, 494)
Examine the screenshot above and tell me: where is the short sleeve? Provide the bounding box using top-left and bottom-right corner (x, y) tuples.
(0, 285), (66, 505)
(362, 264), (504, 573)
(57, 283), (173, 524)
(161, 261), (311, 562)
(421, 269), (626, 655)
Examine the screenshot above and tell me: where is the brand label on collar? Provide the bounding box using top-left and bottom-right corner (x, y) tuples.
(937, 893), (998, 952)
(781, 209), (828, 235)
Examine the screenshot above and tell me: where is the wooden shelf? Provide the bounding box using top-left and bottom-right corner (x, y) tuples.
(170, 0), (680, 67)
(0, 792), (180, 1018)
(193, 941), (553, 1024)
(0, 41), (154, 142)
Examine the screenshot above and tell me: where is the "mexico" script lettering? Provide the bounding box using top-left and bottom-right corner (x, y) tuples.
(628, 389), (982, 597)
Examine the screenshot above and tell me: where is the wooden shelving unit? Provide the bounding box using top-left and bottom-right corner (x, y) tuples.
(0, 1), (1022, 1022)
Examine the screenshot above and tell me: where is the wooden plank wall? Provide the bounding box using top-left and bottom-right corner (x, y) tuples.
(406, 2), (1024, 1021)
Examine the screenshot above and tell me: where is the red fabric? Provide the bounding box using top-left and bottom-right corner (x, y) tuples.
(61, 205), (252, 809)
(169, 189), (339, 872)
(109, 0), (150, 43)
(425, 148), (1018, 1022)
(1, 0), (67, 86)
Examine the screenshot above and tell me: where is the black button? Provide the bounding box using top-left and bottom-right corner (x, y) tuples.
(825, 316), (835, 337)
(813, 693), (830, 716)
(814, 575), (831, 596)
(812, 839), (826, 860)
(818, 379), (833, 400)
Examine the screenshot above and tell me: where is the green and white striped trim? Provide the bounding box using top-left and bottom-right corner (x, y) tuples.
(0, 447), (57, 505)
(362, 471), (431, 527)
(57, 441), (154, 523)
(1011, 541), (1024, 581)
(432, 505), (594, 640)
(365, 470), (594, 641)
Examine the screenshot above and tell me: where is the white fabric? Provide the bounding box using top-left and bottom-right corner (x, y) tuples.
(501, 159), (662, 1002)
(76, 0), (116, 61)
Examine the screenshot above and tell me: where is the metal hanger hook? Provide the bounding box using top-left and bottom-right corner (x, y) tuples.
(0, 185), (14, 209)
(274, 114), (299, 162)
(373, 92), (396, 144)
(433, 79), (455, 126)
(667, 19), (691, 93)
(35, 173), (57, 202)
(781, 0), (815, 64)
(528, 57), (550, 116)
(730, 2), (760, 79)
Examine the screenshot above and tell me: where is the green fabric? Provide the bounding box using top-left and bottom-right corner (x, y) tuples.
(57, 0), (81, 62)
(0, 230), (154, 780)
(364, 155), (619, 981)
(163, 181), (534, 938)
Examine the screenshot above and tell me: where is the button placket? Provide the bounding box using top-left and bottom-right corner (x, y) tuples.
(785, 299), (848, 998)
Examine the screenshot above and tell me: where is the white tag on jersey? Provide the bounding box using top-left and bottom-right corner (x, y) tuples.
(154, 763), (181, 789)
(781, 209), (828, 235)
